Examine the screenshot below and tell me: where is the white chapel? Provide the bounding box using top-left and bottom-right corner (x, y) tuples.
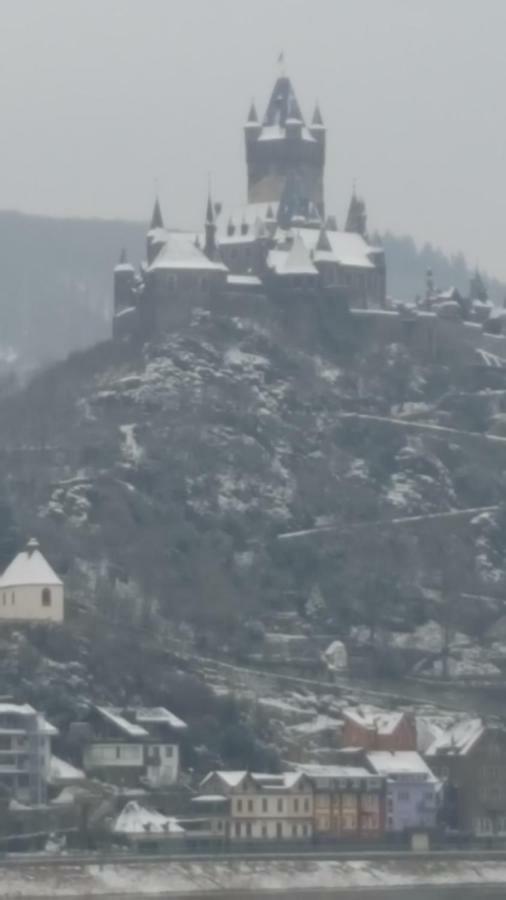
(0, 538), (64, 623)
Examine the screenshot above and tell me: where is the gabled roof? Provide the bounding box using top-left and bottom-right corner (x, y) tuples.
(269, 234), (318, 277)
(94, 705), (186, 738)
(113, 801), (184, 835)
(95, 707), (148, 738)
(367, 751), (436, 779)
(0, 540), (62, 588)
(425, 718), (484, 758)
(148, 232), (227, 273)
(134, 707), (187, 731)
(200, 770), (248, 790)
(343, 706), (406, 736)
(0, 702), (58, 736)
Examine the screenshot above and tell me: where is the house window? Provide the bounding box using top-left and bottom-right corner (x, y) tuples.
(245, 822), (252, 838)
(217, 820), (223, 831)
(302, 824), (308, 837)
(292, 823), (298, 837)
(398, 790), (410, 802)
(42, 588), (51, 607)
(303, 798), (310, 812)
(262, 797), (268, 813)
(294, 798), (299, 813)
(261, 824), (267, 838)
(234, 822), (241, 837)
(165, 746), (173, 757)
(276, 822), (282, 839)
(247, 798), (254, 813)
(277, 798), (283, 813)
(2, 593), (5, 605)
(11, 592), (15, 604)
(236, 798), (243, 813)
(116, 746), (121, 759)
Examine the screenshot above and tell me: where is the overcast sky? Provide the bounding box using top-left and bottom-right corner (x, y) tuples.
(1, 0), (505, 277)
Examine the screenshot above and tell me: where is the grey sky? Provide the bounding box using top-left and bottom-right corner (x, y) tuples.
(1, 0), (505, 278)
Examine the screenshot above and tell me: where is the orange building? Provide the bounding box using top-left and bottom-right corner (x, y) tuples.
(342, 706), (417, 752)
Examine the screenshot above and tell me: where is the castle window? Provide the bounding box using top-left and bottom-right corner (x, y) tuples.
(42, 588), (51, 607)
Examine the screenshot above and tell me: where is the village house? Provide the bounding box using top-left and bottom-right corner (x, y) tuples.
(0, 538), (64, 623)
(297, 763), (384, 843)
(196, 770), (314, 842)
(425, 718), (506, 838)
(342, 706), (417, 752)
(0, 703), (57, 805)
(77, 706), (187, 788)
(366, 751), (440, 835)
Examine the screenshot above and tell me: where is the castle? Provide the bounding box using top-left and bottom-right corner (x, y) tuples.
(113, 69), (386, 338)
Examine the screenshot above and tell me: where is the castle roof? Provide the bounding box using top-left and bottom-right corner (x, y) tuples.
(255, 75), (316, 144)
(268, 233), (318, 277)
(148, 233), (227, 273)
(0, 539), (62, 588)
(295, 226), (379, 270)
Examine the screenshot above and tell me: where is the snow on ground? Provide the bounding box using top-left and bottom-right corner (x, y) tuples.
(119, 425), (144, 464)
(3, 858), (506, 895)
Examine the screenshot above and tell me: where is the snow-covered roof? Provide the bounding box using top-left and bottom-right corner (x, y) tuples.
(0, 540), (62, 589)
(191, 794), (228, 803)
(296, 764), (372, 780)
(0, 703), (57, 736)
(95, 707), (148, 738)
(227, 274), (263, 288)
(425, 718), (484, 758)
(113, 801), (184, 835)
(200, 770), (247, 789)
(114, 263), (135, 273)
(148, 232), (227, 273)
(48, 755), (85, 785)
(268, 234), (318, 277)
(366, 751), (436, 779)
(134, 707), (187, 731)
(297, 227), (378, 269)
(343, 706), (406, 735)
(257, 124), (316, 143)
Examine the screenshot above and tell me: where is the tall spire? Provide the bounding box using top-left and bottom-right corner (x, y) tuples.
(247, 101), (259, 123)
(150, 196), (164, 230)
(345, 185), (367, 237)
(119, 247), (127, 265)
(311, 102), (324, 127)
(205, 188), (217, 259)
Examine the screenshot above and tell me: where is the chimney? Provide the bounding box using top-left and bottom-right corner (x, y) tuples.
(26, 538), (39, 557)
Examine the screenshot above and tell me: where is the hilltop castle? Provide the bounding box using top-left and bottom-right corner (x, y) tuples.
(113, 70), (386, 339)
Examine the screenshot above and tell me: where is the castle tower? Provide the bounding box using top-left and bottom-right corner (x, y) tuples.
(245, 72), (326, 217)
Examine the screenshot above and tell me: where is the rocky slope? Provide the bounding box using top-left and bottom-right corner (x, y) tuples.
(1, 301), (506, 765)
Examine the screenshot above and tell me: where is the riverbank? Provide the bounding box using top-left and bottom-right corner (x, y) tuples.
(3, 857), (506, 897)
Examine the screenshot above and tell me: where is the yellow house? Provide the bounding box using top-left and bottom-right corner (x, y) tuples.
(198, 770), (314, 841)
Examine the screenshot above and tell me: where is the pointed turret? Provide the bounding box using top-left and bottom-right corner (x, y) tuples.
(245, 66), (325, 217)
(311, 102), (324, 127)
(247, 101), (259, 123)
(245, 100), (261, 144)
(204, 191), (217, 259)
(316, 225), (332, 253)
(345, 187), (367, 238)
(150, 196), (164, 231)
